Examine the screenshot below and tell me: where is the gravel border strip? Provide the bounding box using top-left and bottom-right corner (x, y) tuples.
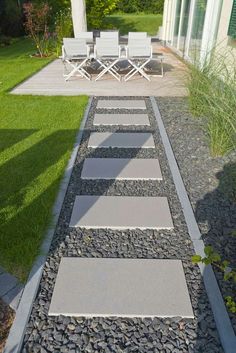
(3, 97), (93, 353)
(150, 97), (236, 353)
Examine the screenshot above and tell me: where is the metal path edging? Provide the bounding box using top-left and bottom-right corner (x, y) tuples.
(150, 96), (236, 353)
(3, 97), (93, 353)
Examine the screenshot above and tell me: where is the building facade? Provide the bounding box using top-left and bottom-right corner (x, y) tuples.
(161, 0), (236, 64)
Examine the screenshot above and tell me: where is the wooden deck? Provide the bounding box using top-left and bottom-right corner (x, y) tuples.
(11, 44), (187, 97)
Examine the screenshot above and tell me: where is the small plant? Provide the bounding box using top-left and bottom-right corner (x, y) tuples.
(192, 245), (236, 314)
(23, 2), (51, 57)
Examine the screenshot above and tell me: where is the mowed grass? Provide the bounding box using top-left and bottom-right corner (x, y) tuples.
(104, 13), (163, 36)
(0, 39), (88, 281)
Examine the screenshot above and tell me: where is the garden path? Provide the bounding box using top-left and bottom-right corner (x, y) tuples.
(19, 97), (225, 353)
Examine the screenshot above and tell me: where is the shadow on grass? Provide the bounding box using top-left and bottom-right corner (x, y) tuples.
(103, 14), (162, 36)
(103, 16), (138, 35)
(0, 129), (37, 153)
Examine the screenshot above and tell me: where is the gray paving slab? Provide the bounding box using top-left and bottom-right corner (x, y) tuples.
(49, 258), (194, 318)
(70, 196), (173, 229)
(88, 132), (155, 149)
(0, 272), (18, 296)
(81, 158), (163, 180)
(93, 114), (150, 126)
(97, 100), (146, 110)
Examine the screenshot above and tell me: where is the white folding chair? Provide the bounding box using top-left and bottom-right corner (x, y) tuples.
(94, 38), (121, 81)
(62, 38), (91, 81)
(124, 38), (152, 81)
(100, 31), (119, 41)
(76, 32), (93, 43)
(128, 32), (147, 41)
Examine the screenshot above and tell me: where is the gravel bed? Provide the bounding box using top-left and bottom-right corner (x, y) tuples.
(22, 97), (223, 353)
(157, 96), (236, 331)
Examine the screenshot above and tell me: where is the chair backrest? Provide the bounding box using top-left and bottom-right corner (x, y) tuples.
(63, 38), (88, 57)
(100, 31), (119, 41)
(128, 38), (152, 58)
(128, 32), (147, 41)
(95, 38), (119, 57)
(76, 32), (93, 42)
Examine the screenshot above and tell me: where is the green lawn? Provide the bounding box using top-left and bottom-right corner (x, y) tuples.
(0, 39), (88, 281)
(104, 13), (163, 36)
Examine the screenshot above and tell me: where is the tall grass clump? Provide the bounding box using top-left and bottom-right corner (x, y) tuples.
(187, 50), (236, 157)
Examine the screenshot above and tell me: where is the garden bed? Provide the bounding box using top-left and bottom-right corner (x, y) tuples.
(158, 97), (236, 330)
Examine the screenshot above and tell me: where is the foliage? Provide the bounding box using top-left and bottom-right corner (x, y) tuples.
(32, 0), (71, 25)
(0, 39), (88, 281)
(192, 245), (236, 314)
(187, 51), (236, 156)
(86, 0), (119, 29)
(116, 0), (164, 14)
(54, 8), (73, 56)
(23, 2), (52, 57)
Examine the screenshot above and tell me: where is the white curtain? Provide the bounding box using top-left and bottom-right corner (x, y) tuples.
(71, 0), (87, 36)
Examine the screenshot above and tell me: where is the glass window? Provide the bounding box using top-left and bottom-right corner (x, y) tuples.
(228, 0), (236, 39)
(188, 0), (207, 61)
(173, 0), (182, 47)
(179, 0), (191, 52)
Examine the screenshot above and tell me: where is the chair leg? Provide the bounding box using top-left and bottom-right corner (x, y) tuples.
(124, 59), (151, 81)
(64, 59), (91, 81)
(95, 59), (121, 81)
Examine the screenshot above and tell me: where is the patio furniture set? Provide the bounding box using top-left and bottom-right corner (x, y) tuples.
(61, 32), (164, 82)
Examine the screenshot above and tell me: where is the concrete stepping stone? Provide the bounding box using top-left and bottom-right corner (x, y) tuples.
(88, 132), (155, 149)
(49, 258), (194, 318)
(93, 114), (150, 126)
(81, 158), (162, 180)
(97, 100), (146, 110)
(70, 196), (173, 229)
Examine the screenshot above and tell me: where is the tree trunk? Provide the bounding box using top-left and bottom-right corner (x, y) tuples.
(71, 0), (87, 36)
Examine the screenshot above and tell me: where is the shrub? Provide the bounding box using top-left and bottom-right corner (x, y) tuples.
(187, 51), (236, 156)
(23, 2), (52, 57)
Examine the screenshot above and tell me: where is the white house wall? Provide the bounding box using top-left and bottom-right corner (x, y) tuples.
(215, 0), (236, 56)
